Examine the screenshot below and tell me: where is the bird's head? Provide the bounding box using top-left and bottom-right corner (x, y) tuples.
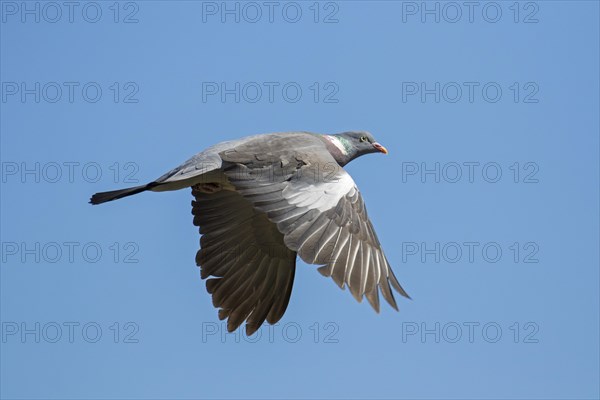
(325, 131), (388, 166)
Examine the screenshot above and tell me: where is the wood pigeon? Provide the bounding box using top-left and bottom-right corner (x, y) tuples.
(90, 131), (410, 335)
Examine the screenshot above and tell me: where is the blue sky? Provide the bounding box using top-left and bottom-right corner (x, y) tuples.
(1, 1), (599, 399)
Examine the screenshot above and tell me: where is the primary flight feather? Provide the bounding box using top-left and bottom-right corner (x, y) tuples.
(90, 131), (410, 335)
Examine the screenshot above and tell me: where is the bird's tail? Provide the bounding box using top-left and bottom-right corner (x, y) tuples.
(89, 184), (152, 205)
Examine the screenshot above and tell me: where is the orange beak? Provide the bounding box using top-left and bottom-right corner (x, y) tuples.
(373, 142), (388, 154)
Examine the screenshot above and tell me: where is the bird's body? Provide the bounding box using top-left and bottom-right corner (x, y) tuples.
(91, 131), (409, 335)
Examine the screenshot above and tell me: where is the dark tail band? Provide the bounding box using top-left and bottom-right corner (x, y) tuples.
(89, 184), (150, 205)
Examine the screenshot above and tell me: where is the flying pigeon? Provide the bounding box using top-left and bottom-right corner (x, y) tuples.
(90, 131), (410, 335)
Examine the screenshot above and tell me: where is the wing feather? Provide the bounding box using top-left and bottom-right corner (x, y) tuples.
(192, 185), (297, 335)
(220, 146), (410, 312)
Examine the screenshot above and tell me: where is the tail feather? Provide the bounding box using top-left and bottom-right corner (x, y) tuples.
(89, 184), (150, 205)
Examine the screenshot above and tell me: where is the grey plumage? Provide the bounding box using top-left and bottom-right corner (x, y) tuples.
(90, 131), (410, 335)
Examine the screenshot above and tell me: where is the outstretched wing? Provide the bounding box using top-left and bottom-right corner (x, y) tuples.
(220, 145), (409, 312)
(192, 184), (296, 336)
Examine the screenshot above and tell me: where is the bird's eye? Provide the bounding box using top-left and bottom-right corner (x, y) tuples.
(360, 136), (367, 142)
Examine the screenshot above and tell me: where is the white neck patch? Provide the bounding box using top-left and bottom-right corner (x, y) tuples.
(326, 135), (348, 155)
